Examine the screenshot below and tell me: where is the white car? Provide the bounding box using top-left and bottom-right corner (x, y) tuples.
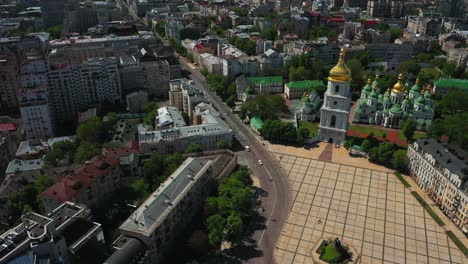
(258, 160), (263, 165)
(245, 145), (250, 151)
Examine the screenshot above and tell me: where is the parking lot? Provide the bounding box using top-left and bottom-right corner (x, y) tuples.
(274, 154), (467, 264)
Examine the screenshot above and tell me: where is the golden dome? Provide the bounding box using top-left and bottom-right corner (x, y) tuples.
(391, 73), (406, 93)
(328, 48), (351, 83)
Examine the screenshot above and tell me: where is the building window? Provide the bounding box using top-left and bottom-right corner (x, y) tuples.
(335, 85), (339, 93)
(333, 101), (337, 105)
(330, 115), (336, 127)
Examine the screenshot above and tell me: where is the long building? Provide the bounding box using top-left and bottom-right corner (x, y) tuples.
(408, 138), (468, 234)
(106, 152), (237, 264)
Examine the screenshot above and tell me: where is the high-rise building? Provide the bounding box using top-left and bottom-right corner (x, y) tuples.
(0, 50), (20, 111)
(437, 0), (465, 18)
(48, 56), (122, 122)
(41, 0), (65, 27)
(19, 49), (54, 140)
(367, 0), (403, 18)
(319, 48), (352, 145)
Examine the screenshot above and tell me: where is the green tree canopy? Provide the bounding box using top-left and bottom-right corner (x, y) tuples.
(392, 150), (409, 173)
(185, 142), (203, 153)
(402, 118), (417, 142)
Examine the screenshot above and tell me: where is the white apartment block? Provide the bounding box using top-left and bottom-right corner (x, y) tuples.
(138, 103), (232, 153)
(221, 56), (258, 78)
(48, 57), (122, 121)
(408, 138), (468, 233)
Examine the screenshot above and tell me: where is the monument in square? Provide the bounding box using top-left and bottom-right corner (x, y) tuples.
(318, 48), (352, 145)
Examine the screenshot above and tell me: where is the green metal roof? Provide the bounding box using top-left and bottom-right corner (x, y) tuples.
(250, 116), (264, 130)
(286, 80), (324, 89)
(434, 79), (468, 90)
(247, 76), (283, 86)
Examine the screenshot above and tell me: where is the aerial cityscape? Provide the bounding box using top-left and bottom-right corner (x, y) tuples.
(0, 0), (466, 263)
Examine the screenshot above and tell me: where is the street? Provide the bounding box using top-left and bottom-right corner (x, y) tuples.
(179, 56), (292, 264)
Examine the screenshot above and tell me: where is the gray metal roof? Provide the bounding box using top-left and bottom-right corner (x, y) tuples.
(415, 138), (468, 183)
(119, 158), (212, 236)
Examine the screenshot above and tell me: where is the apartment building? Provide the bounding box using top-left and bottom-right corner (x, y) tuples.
(109, 153), (237, 263)
(0, 50), (20, 110)
(19, 50), (54, 140)
(48, 56), (122, 122)
(168, 78), (208, 115)
(408, 138), (468, 233)
(138, 103), (232, 153)
(0, 202), (105, 264)
(40, 156), (123, 212)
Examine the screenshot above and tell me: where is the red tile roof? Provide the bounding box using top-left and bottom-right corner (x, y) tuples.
(102, 147), (139, 160)
(0, 123), (17, 132)
(329, 17), (345, 22)
(40, 156), (120, 203)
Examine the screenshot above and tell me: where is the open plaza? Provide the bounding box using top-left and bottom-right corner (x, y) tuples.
(273, 151), (467, 264)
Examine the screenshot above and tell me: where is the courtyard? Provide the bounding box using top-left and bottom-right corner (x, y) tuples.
(273, 154), (467, 264)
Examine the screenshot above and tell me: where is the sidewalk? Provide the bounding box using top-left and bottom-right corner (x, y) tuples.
(402, 173), (468, 247)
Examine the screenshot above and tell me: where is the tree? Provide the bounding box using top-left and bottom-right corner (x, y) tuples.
(143, 153), (165, 188)
(44, 140), (77, 167)
(45, 25), (62, 39)
(415, 53), (432, 62)
(402, 118), (417, 142)
(74, 141), (101, 163)
(226, 212), (244, 244)
(442, 61), (457, 77)
(392, 150), (408, 173)
(361, 139), (372, 153)
(131, 178), (149, 198)
(262, 27), (277, 41)
(77, 117), (103, 143)
(185, 142), (203, 153)
(216, 140), (228, 149)
(106, 112), (118, 125)
(34, 175), (54, 193)
(401, 60), (421, 75)
(145, 109), (158, 127)
(344, 138), (354, 150)
(200, 67), (209, 77)
(296, 127), (310, 144)
(143, 101), (159, 114)
(389, 27), (402, 42)
(376, 142), (396, 164)
(206, 214), (226, 247)
(226, 95), (236, 108)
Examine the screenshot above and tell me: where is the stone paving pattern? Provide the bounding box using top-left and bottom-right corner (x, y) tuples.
(274, 154), (467, 264)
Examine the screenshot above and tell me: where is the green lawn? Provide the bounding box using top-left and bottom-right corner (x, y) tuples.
(394, 172), (411, 188)
(349, 124), (388, 138)
(299, 121), (319, 137)
(411, 191), (445, 226)
(397, 131), (426, 141)
(447, 231), (468, 257)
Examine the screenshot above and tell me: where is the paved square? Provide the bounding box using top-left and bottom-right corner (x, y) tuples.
(274, 154), (467, 264)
